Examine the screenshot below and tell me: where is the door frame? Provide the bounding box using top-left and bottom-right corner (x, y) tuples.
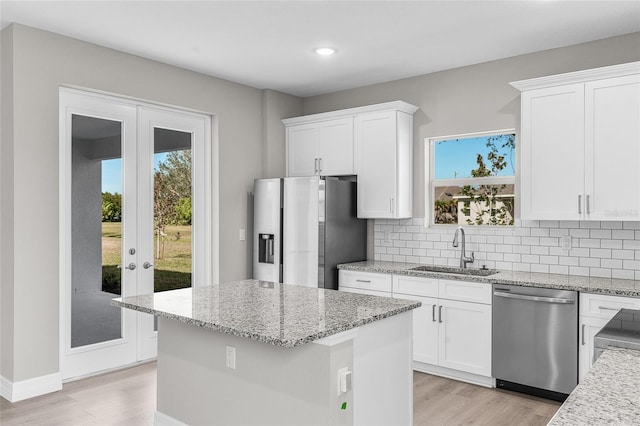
(58, 86), (218, 381)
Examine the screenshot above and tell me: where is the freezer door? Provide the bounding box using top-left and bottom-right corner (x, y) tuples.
(283, 176), (320, 287)
(253, 178), (282, 282)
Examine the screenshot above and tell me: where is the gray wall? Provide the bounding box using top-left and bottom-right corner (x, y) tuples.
(262, 89), (303, 179)
(303, 32), (640, 218)
(0, 23), (294, 383)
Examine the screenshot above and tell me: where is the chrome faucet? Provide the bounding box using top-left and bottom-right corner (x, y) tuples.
(452, 226), (474, 268)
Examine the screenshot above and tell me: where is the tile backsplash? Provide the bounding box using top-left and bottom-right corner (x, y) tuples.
(373, 218), (640, 280)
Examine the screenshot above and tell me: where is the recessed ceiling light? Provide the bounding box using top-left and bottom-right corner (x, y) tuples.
(315, 47), (336, 56)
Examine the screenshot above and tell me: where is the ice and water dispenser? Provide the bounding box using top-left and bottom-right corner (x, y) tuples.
(258, 233), (275, 264)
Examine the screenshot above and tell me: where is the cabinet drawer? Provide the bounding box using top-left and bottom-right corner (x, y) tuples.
(340, 286), (391, 298)
(438, 280), (491, 304)
(580, 293), (640, 319)
(393, 275), (439, 298)
(339, 270), (392, 293)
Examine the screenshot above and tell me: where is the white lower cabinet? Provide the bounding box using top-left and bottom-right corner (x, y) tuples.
(578, 292), (640, 382)
(338, 270), (392, 297)
(392, 275), (492, 383)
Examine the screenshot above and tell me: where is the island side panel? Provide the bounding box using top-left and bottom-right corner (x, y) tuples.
(352, 311), (413, 426)
(155, 317), (353, 426)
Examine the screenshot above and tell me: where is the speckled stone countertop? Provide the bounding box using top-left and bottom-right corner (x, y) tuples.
(548, 348), (640, 425)
(112, 279), (420, 347)
(338, 260), (640, 297)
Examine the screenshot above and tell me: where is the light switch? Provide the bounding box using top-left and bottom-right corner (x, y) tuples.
(239, 229), (246, 241)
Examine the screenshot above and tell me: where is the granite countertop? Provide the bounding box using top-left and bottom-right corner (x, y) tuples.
(548, 347), (640, 425)
(338, 260), (640, 297)
(112, 279), (420, 348)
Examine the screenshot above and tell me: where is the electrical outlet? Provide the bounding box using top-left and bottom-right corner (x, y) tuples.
(384, 231), (391, 243)
(226, 345), (236, 369)
(239, 229), (246, 241)
(560, 235), (572, 250)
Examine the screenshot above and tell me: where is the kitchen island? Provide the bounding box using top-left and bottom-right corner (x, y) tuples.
(113, 279), (420, 426)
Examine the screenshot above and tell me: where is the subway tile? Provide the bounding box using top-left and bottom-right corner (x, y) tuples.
(387, 247), (399, 255)
(590, 229), (612, 239)
(406, 241), (420, 249)
(495, 244), (513, 253)
(531, 246), (549, 255)
(495, 262), (513, 270)
(374, 224), (383, 232)
(549, 265), (569, 275)
(427, 234), (442, 242)
(398, 219), (413, 226)
(434, 258), (448, 266)
(636, 271), (640, 280)
(412, 233), (427, 241)
(495, 228), (515, 236)
(559, 256), (580, 266)
(590, 248), (612, 259)
(441, 250), (456, 259)
(479, 244), (497, 252)
(487, 252), (503, 261)
(540, 237), (559, 247)
(389, 232), (399, 240)
(612, 250), (635, 260)
(513, 245), (531, 254)
(600, 221), (623, 230)
(579, 221), (601, 229)
(522, 236), (540, 246)
(380, 254), (393, 261)
(601, 259), (623, 269)
(419, 257), (434, 265)
(419, 241), (434, 249)
(540, 255), (559, 265)
(470, 235), (487, 244)
(474, 252), (487, 261)
(376, 247), (387, 255)
(539, 220), (559, 228)
(412, 218), (425, 226)
(569, 228), (590, 238)
(623, 222), (640, 229)
(399, 248), (413, 256)
(637, 250), (640, 260)
(623, 240), (640, 250)
(374, 253), (382, 261)
(580, 257), (600, 268)
(512, 227), (531, 237)
(590, 268), (612, 278)
(613, 269), (635, 280)
(393, 240), (407, 248)
(550, 229), (570, 237)
(434, 242), (449, 249)
(405, 256), (420, 263)
(569, 266), (590, 276)
(519, 220), (538, 228)
(412, 248), (427, 257)
(600, 239), (623, 249)
(579, 239), (600, 248)
(406, 225), (419, 233)
(613, 230), (635, 240)
(504, 253), (521, 262)
(522, 254), (540, 264)
(513, 263), (531, 272)
(487, 236), (504, 244)
(559, 221), (580, 229)
(392, 255), (407, 262)
(531, 228), (550, 237)
(549, 247), (568, 256)
(426, 249), (441, 258)
(503, 236), (521, 245)
(393, 225), (406, 233)
(623, 260), (640, 270)
(400, 232), (414, 241)
(531, 264), (550, 273)
(569, 247), (590, 257)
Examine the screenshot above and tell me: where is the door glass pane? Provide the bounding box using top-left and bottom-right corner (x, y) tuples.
(153, 128), (193, 330)
(71, 114), (123, 348)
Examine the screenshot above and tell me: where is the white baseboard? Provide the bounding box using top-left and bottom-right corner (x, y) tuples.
(0, 372), (62, 402)
(413, 362), (495, 388)
(155, 410), (189, 426)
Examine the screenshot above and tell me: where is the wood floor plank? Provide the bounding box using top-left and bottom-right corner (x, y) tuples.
(1, 363), (559, 425)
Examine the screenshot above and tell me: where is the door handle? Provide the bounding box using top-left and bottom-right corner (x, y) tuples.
(597, 306), (620, 311)
(355, 279), (371, 283)
(314, 158), (318, 174)
(118, 263), (136, 271)
(143, 262), (154, 269)
(438, 305), (443, 323)
(581, 324), (586, 345)
(493, 291), (575, 304)
(578, 195), (582, 215)
(586, 195), (591, 215)
(319, 157), (323, 173)
(432, 304), (437, 322)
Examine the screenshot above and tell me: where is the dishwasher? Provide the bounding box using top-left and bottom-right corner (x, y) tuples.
(492, 284), (578, 401)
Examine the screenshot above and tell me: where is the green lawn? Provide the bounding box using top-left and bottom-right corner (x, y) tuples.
(102, 222), (192, 294)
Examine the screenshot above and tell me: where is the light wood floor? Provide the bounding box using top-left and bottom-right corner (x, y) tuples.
(1, 363), (560, 425)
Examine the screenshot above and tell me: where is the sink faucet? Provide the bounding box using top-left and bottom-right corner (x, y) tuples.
(452, 226), (474, 268)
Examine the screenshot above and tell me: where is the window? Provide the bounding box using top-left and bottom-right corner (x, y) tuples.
(426, 130), (516, 226)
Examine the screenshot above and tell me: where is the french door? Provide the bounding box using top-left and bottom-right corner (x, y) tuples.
(60, 88), (210, 380)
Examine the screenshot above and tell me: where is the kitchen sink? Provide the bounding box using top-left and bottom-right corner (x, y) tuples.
(409, 265), (498, 276)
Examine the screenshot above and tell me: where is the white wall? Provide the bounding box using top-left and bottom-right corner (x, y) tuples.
(0, 23), (294, 384)
(303, 32), (640, 276)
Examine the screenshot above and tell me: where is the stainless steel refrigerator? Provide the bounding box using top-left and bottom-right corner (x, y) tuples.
(253, 176), (367, 289)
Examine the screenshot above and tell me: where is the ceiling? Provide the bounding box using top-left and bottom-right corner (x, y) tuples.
(2, 1), (639, 97)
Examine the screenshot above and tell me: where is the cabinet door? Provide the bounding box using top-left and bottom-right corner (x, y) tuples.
(520, 84), (585, 220)
(585, 74), (640, 220)
(397, 294), (439, 365)
(339, 286), (391, 298)
(317, 118), (354, 176)
(438, 299), (491, 376)
(578, 316), (609, 383)
(287, 123), (318, 177)
(354, 111), (397, 218)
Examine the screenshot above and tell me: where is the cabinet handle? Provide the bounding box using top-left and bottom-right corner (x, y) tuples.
(586, 195), (591, 215)
(578, 195), (582, 214)
(438, 305), (443, 323)
(389, 198), (394, 215)
(581, 324), (586, 345)
(432, 304), (437, 322)
(355, 279), (371, 283)
(314, 158), (318, 174)
(319, 157), (323, 173)
(598, 305), (619, 311)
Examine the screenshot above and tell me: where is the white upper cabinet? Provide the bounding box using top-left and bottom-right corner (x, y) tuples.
(283, 101), (418, 218)
(512, 62), (640, 221)
(286, 118), (354, 177)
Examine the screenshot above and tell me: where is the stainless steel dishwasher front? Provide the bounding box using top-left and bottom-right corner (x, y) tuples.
(492, 284), (578, 400)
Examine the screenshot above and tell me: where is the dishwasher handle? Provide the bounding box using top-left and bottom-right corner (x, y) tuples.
(493, 290), (575, 304)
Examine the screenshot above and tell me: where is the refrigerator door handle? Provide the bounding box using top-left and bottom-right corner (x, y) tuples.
(319, 157), (323, 174)
(314, 158), (318, 174)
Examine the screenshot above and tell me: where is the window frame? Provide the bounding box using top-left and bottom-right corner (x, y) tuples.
(424, 129), (517, 228)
